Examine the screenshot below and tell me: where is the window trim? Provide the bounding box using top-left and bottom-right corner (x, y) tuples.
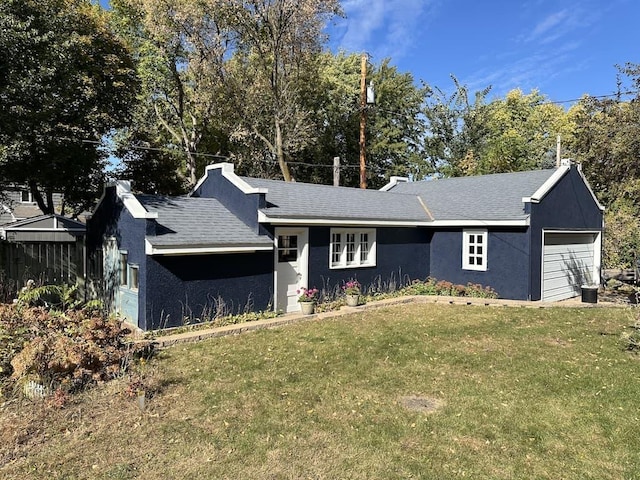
(329, 228), (376, 269)
(20, 190), (33, 203)
(462, 229), (488, 271)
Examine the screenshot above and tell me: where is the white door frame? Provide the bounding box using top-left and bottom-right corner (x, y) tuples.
(274, 227), (309, 312)
(540, 229), (601, 300)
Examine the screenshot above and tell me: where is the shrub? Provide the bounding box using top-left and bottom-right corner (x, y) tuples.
(1, 302), (142, 395)
(396, 277), (498, 299)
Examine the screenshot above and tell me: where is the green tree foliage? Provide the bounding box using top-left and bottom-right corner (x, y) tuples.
(0, 0), (138, 214)
(568, 63), (640, 268)
(226, 0), (342, 182)
(479, 89), (570, 174)
(423, 81), (571, 177)
(110, 0), (234, 188)
(289, 53), (428, 188)
(422, 76), (492, 177)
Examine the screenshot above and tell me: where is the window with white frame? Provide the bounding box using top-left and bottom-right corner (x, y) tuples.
(20, 190), (32, 203)
(462, 229), (488, 271)
(330, 228), (376, 269)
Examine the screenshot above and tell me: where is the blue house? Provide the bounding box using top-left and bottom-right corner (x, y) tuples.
(87, 162), (604, 330)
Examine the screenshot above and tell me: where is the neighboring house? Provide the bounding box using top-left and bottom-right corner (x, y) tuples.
(0, 186), (64, 225)
(0, 214), (86, 290)
(87, 161), (604, 331)
(0, 187), (86, 293)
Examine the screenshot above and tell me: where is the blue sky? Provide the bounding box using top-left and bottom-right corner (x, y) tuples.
(328, 0), (639, 104)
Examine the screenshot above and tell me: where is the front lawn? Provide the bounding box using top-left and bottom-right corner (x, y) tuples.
(2, 304), (639, 479)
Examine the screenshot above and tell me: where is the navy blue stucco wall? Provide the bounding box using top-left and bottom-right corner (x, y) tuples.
(145, 252), (273, 330)
(193, 168), (265, 233)
(305, 227), (430, 294)
(86, 187), (148, 327)
(528, 167), (604, 300)
(429, 228), (530, 300)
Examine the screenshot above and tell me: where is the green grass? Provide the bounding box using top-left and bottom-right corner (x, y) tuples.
(2, 304), (640, 479)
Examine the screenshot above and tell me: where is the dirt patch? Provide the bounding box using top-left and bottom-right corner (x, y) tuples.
(398, 395), (444, 413)
(599, 289), (639, 305)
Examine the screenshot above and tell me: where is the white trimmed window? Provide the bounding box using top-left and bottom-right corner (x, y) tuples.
(463, 229), (488, 271)
(330, 228), (376, 269)
(20, 190), (33, 203)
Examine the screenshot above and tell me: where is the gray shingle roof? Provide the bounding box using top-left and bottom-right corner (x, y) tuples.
(242, 169), (557, 222)
(136, 195), (271, 247)
(387, 169), (558, 221)
(240, 177), (431, 222)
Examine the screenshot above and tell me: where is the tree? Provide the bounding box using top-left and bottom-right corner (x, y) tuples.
(281, 53), (428, 188)
(110, 0), (234, 188)
(567, 63), (640, 268)
(422, 81), (572, 177)
(226, 0), (342, 181)
(568, 66), (640, 205)
(0, 0), (138, 214)
(478, 89), (571, 175)
(421, 76), (492, 177)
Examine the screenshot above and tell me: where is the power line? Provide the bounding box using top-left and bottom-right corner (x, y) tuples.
(81, 138), (366, 170)
(543, 91), (636, 105)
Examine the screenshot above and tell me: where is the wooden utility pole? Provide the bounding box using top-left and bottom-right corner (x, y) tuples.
(359, 52), (367, 189)
(333, 156), (340, 186)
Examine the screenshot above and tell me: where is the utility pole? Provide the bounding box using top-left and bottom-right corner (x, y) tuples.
(333, 157), (340, 186)
(556, 134), (561, 168)
(359, 52), (367, 189)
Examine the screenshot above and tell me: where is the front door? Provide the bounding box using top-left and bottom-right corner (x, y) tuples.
(274, 228), (309, 313)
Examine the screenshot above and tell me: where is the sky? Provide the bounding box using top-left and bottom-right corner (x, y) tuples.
(328, 0), (640, 104)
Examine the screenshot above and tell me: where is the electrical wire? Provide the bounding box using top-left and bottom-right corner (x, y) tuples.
(71, 88), (636, 171)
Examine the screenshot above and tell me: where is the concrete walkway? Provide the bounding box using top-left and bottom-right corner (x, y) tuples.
(145, 294), (621, 349)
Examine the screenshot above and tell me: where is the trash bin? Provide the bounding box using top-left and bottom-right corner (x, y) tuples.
(581, 285), (598, 304)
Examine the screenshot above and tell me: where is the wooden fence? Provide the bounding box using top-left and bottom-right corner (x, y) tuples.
(0, 239), (85, 295)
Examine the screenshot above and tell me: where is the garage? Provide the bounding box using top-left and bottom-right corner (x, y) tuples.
(542, 232), (600, 302)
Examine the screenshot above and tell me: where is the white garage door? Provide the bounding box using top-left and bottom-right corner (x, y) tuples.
(542, 233), (597, 302)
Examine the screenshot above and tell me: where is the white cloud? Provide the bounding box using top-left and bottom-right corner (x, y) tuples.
(331, 0), (436, 61)
(464, 41), (585, 100)
(527, 9), (570, 41)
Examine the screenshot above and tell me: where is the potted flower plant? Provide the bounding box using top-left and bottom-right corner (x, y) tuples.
(343, 280), (362, 307)
(297, 287), (319, 314)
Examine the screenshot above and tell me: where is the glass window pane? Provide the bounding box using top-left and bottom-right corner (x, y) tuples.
(278, 235), (298, 262)
(360, 233), (369, 263)
(120, 253), (128, 286)
(130, 266), (139, 290)
(331, 233), (342, 265)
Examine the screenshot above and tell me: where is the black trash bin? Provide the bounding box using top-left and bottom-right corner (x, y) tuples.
(581, 285), (598, 304)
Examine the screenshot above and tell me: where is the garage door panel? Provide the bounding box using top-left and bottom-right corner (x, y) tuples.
(542, 233), (597, 302)
(544, 246), (593, 257)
